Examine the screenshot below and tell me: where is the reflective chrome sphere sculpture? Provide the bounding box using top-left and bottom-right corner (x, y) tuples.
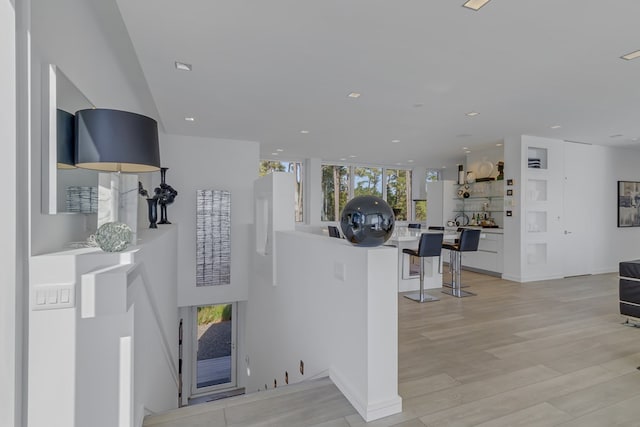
(339, 195), (395, 247)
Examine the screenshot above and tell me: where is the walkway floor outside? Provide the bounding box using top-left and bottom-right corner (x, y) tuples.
(197, 320), (232, 388)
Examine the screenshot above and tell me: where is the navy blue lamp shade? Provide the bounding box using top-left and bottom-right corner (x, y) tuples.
(75, 108), (161, 172)
(56, 109), (75, 169)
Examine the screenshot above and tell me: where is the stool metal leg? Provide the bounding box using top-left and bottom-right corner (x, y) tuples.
(442, 249), (469, 289)
(442, 251), (475, 298)
(442, 250), (469, 289)
(405, 256), (440, 303)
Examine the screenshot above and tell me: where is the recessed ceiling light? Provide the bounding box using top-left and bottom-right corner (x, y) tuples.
(391, 139), (400, 143)
(496, 143), (503, 147)
(407, 160), (414, 163)
(396, 162), (403, 166)
(349, 155), (357, 158)
(465, 111), (480, 117)
(340, 158), (347, 161)
(185, 117), (195, 122)
(276, 149), (284, 152)
(175, 61), (192, 71)
(300, 130), (310, 134)
(462, 0), (491, 11)
(610, 134), (623, 138)
(550, 125), (562, 129)
(347, 92), (361, 99)
(621, 50), (640, 61)
(465, 150), (471, 154)
(633, 138), (639, 141)
(462, 147), (469, 150)
(442, 166), (447, 169)
(271, 152), (279, 156)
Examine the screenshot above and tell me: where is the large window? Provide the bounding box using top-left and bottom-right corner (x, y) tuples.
(418, 168), (441, 222)
(321, 163), (412, 222)
(321, 165), (350, 221)
(386, 168), (411, 221)
(353, 167), (383, 198)
(259, 160), (304, 222)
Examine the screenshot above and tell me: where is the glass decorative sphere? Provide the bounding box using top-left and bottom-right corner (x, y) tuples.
(339, 195), (395, 247)
(95, 222), (133, 252)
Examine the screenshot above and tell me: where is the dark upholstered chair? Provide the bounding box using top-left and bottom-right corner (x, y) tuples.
(428, 226), (445, 230)
(402, 233), (444, 303)
(328, 225), (341, 238)
(408, 223), (422, 229)
(441, 228), (481, 298)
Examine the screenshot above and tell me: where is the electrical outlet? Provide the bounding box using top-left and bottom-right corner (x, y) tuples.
(334, 262), (346, 281)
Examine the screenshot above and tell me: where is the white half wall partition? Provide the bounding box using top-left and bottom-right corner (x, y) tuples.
(247, 173), (402, 422)
(29, 227), (179, 427)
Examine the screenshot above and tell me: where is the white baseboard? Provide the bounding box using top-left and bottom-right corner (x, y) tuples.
(329, 367), (402, 422)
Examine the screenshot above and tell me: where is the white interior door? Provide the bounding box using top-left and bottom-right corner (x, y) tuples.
(562, 141), (593, 277)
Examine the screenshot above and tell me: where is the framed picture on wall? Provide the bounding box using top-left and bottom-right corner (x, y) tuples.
(618, 181), (640, 227)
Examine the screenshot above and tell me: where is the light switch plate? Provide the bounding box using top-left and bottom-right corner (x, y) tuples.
(32, 283), (75, 310)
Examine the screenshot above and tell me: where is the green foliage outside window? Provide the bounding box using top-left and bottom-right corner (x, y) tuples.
(321, 165), (350, 221)
(386, 168), (410, 221)
(321, 164), (412, 221)
(353, 167), (383, 198)
(197, 304), (232, 325)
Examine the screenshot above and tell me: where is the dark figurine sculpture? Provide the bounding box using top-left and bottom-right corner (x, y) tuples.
(155, 167), (178, 224)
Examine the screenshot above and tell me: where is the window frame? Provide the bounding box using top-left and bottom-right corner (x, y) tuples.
(320, 162), (414, 222)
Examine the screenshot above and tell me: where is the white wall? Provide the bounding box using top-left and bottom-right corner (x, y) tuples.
(29, 227), (179, 427)
(1, 1), (23, 426)
(502, 136), (523, 281)
(159, 134), (259, 307)
(247, 224), (402, 421)
(30, 0), (157, 254)
(503, 135), (640, 281)
(250, 165), (402, 421)
(590, 144), (640, 272)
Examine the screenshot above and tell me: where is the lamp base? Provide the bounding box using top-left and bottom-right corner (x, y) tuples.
(98, 172), (138, 239)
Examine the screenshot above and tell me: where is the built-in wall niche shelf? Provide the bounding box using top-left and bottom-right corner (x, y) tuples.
(527, 147), (548, 170)
(453, 199), (504, 213)
(452, 180), (505, 228)
(527, 243), (547, 265)
(526, 179), (547, 202)
(526, 211), (547, 233)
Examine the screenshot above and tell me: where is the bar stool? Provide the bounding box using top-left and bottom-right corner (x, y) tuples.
(441, 228), (481, 298)
(442, 227), (468, 289)
(402, 233), (444, 303)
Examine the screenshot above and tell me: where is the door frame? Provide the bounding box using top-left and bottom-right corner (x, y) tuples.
(190, 302), (237, 397)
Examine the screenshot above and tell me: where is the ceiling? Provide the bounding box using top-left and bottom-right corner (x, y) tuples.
(113, 0), (640, 168)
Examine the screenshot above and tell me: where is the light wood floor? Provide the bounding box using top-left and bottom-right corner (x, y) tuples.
(145, 271), (640, 426)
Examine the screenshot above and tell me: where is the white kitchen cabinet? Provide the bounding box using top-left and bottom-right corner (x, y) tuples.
(461, 231), (504, 274)
(426, 180), (457, 228)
